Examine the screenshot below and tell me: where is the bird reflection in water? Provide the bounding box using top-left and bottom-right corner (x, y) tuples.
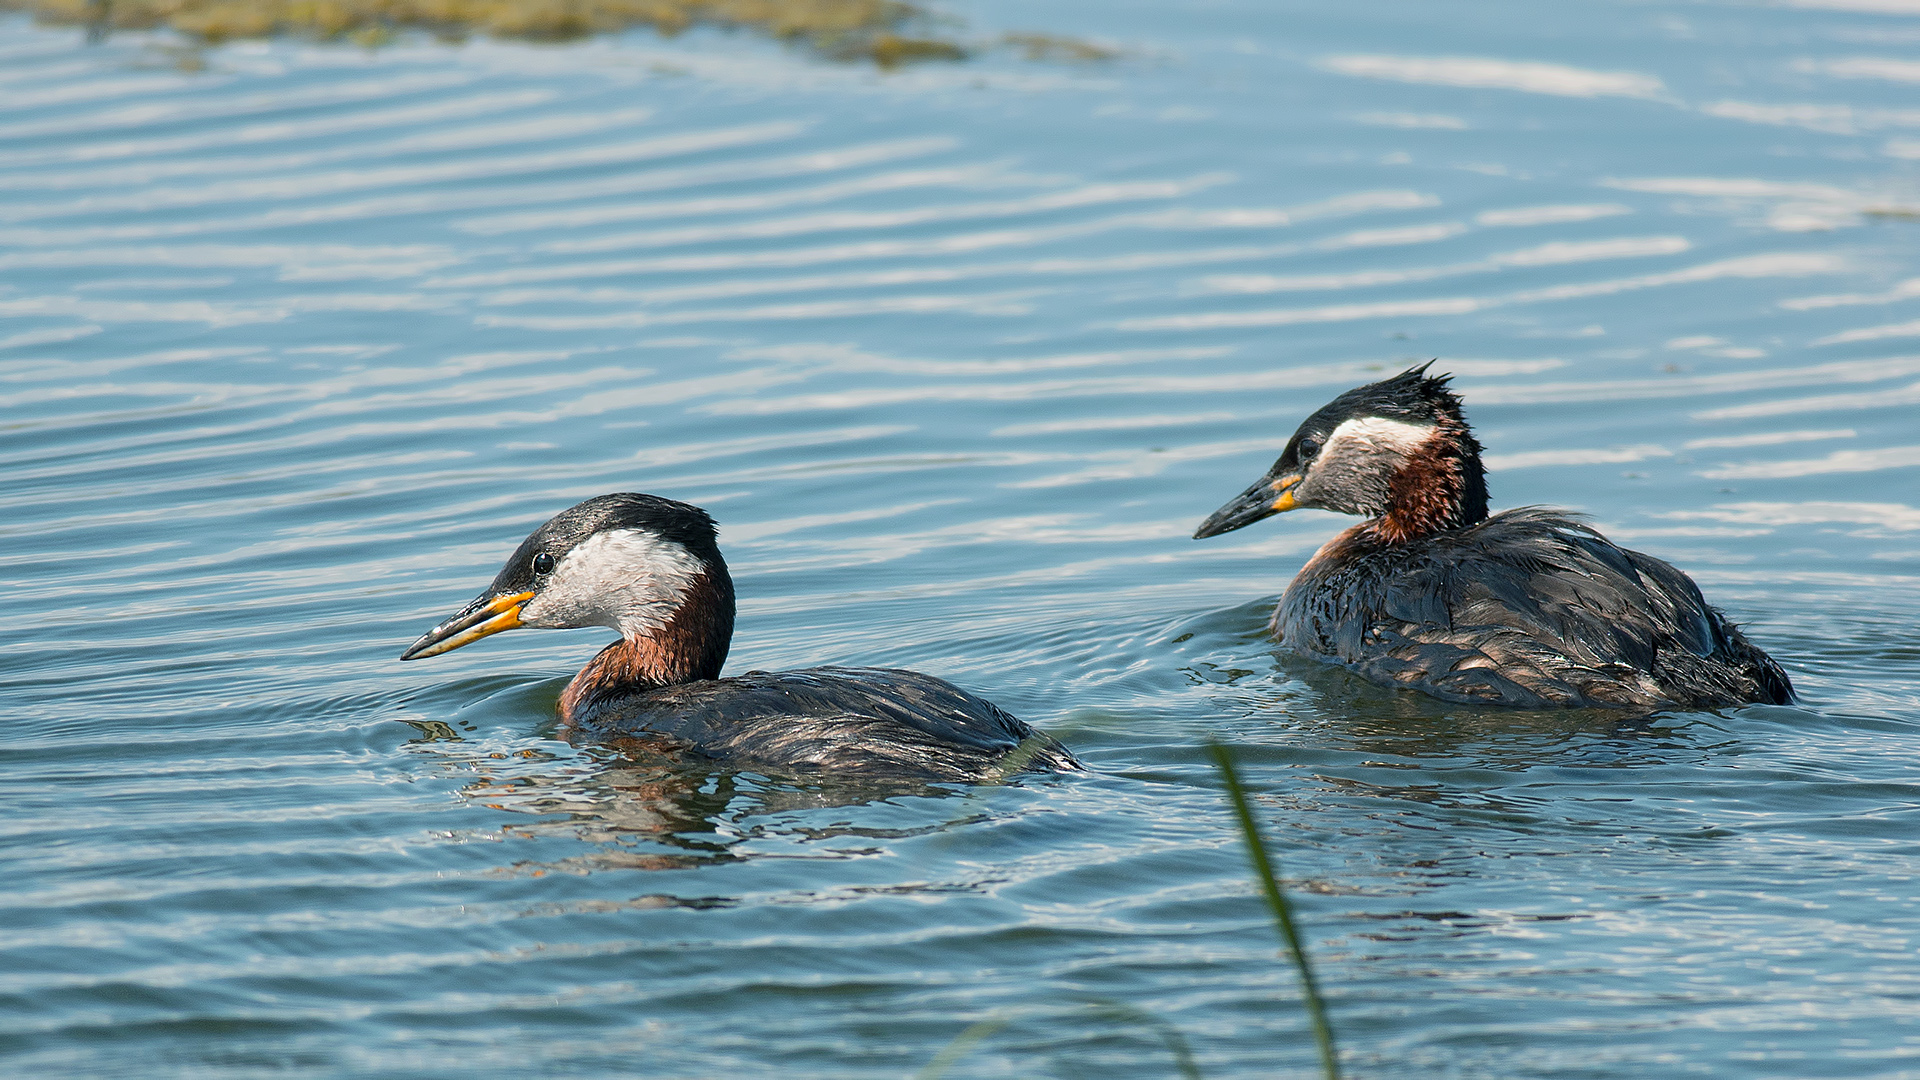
(410, 732), (983, 879)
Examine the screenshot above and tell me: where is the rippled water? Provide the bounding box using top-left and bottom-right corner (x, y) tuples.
(5, 2), (1920, 1075)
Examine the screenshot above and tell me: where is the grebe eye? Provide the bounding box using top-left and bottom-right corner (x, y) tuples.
(532, 552), (556, 575)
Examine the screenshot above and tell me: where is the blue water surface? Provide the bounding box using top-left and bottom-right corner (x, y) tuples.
(4, 0), (1920, 1075)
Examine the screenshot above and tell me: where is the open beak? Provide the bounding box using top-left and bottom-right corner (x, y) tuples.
(1193, 470), (1301, 539)
(399, 589), (535, 661)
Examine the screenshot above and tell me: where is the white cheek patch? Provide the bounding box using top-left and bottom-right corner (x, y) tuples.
(1321, 416), (1436, 461)
(521, 528), (708, 637)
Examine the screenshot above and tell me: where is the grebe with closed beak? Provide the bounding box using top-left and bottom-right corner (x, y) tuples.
(1193, 365), (1792, 709)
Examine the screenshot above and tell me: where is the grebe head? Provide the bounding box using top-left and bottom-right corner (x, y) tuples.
(1193, 363), (1489, 543)
(399, 493), (734, 686)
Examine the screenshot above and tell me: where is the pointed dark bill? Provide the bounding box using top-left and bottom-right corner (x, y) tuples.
(1193, 471), (1301, 539)
(399, 589), (535, 661)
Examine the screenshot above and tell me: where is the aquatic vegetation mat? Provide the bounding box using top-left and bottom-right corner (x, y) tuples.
(5, 0), (979, 65)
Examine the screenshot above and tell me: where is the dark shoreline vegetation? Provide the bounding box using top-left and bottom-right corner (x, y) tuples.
(4, 0), (1118, 67)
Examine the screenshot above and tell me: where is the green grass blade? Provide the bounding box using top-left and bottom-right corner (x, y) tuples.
(915, 1016), (1010, 1080)
(1077, 1000), (1204, 1080)
(984, 732), (1055, 784)
(1206, 741), (1341, 1080)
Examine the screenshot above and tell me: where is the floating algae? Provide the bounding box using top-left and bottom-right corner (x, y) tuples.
(1000, 32), (1117, 63)
(4, 0), (998, 67)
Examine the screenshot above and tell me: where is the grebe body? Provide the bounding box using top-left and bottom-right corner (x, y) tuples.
(567, 666), (1072, 776)
(1194, 366), (1792, 710)
(402, 493), (1078, 781)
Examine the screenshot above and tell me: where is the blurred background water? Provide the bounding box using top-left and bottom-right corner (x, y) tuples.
(4, 0), (1920, 1075)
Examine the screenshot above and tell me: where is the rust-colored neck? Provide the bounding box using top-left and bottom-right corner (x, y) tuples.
(1369, 413), (1488, 545)
(557, 569), (733, 722)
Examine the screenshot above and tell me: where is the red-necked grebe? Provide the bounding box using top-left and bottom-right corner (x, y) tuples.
(401, 493), (1079, 780)
(1193, 364), (1793, 709)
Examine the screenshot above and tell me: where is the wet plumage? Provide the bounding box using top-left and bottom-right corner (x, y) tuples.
(1194, 365), (1792, 710)
(402, 493), (1078, 781)
(570, 666), (1071, 777)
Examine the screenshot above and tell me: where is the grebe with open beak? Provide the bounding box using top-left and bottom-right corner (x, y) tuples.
(403, 493), (1079, 781)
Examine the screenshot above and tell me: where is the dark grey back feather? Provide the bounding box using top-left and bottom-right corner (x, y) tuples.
(1276, 507), (1793, 709)
(565, 666), (1081, 781)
